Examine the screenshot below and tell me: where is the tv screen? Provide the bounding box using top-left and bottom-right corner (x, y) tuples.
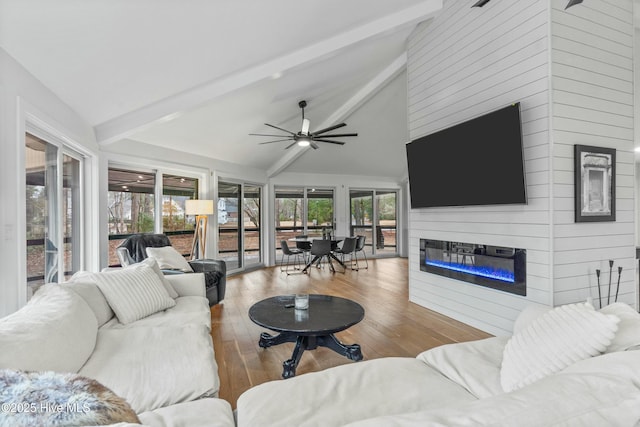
(406, 103), (526, 208)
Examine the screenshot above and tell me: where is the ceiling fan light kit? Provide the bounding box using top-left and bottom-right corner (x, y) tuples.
(251, 100), (358, 150)
(297, 137), (310, 147)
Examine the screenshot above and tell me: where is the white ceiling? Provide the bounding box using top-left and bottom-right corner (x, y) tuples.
(0, 0), (443, 177)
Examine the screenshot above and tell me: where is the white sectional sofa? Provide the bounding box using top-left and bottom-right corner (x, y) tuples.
(4, 260), (640, 427)
(0, 259), (235, 427)
(236, 301), (640, 427)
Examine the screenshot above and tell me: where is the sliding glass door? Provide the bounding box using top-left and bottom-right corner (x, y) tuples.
(350, 189), (397, 257)
(243, 184), (261, 268)
(217, 180), (262, 271)
(274, 186), (334, 261)
(25, 132), (83, 297)
(375, 191), (397, 256)
(218, 182), (240, 269)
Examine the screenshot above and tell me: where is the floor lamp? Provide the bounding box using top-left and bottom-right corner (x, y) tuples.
(185, 199), (214, 260)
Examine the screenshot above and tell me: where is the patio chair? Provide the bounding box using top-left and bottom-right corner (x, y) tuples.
(280, 240), (305, 275)
(353, 235), (369, 270)
(333, 237), (358, 270)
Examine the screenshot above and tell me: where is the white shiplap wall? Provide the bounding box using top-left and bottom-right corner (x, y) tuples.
(550, 0), (636, 308)
(406, 0), (636, 336)
(407, 0), (552, 335)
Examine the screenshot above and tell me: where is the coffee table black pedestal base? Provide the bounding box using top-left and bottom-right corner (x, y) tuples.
(259, 331), (363, 378)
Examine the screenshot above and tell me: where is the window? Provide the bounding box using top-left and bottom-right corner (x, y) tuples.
(274, 186), (334, 261)
(107, 168), (155, 265)
(307, 188), (334, 239)
(350, 189), (397, 256)
(244, 184), (261, 268)
(218, 180), (262, 271)
(162, 174), (198, 256)
(274, 187), (304, 247)
(25, 132), (83, 297)
(107, 167), (201, 266)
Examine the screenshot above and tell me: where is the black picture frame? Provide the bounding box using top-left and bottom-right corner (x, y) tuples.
(574, 145), (616, 222)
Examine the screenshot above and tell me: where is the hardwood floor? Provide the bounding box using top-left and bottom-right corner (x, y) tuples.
(210, 257), (491, 409)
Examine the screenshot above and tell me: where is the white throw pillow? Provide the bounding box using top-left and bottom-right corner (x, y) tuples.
(139, 257), (179, 298)
(600, 303), (640, 353)
(512, 304), (551, 334)
(145, 246), (193, 272)
(93, 264), (176, 325)
(500, 302), (619, 392)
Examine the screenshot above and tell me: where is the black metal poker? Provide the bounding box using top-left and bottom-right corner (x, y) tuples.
(607, 260), (614, 305)
(595, 269), (602, 309)
(614, 266), (623, 303)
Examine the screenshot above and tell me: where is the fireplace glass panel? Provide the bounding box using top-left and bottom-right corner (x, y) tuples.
(420, 239), (526, 296)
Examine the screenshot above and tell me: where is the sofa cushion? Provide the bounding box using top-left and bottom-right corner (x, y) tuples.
(101, 296), (211, 331)
(62, 272), (115, 327)
(417, 336), (507, 399)
(599, 303), (640, 353)
(146, 246), (193, 272)
(236, 357), (476, 427)
(79, 324), (219, 413)
(342, 369), (640, 427)
(165, 273), (206, 298)
(138, 398), (235, 427)
(500, 301), (619, 392)
(93, 263), (176, 325)
(0, 369), (139, 426)
(0, 285), (97, 373)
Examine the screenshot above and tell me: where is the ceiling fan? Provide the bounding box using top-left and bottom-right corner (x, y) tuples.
(250, 100), (358, 150)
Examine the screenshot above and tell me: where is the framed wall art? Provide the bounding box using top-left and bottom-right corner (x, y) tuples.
(574, 145), (615, 222)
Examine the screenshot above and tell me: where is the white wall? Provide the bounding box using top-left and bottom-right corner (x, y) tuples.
(550, 0), (636, 307)
(407, 0), (552, 335)
(0, 47), (98, 317)
(406, 0), (636, 336)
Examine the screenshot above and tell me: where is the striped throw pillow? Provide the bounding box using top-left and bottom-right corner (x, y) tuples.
(501, 302), (619, 392)
(94, 264), (176, 324)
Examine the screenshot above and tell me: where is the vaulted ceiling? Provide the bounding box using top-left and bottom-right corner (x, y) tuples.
(0, 0), (443, 177)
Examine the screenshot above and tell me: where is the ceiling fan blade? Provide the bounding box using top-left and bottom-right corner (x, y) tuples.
(312, 123), (346, 135)
(265, 123), (297, 135)
(315, 133), (358, 138)
(314, 139), (346, 145)
(285, 142), (298, 150)
(310, 141), (319, 150)
(259, 138), (293, 145)
(250, 133), (292, 137)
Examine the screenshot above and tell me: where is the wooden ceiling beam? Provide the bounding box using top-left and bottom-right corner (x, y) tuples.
(95, 1), (442, 145)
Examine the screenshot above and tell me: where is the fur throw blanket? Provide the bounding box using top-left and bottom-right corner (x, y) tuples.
(0, 369), (140, 426)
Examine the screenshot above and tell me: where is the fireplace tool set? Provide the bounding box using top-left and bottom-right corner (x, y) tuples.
(595, 260), (623, 309)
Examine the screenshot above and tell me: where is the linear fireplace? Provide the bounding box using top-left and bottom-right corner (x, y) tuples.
(419, 239), (526, 296)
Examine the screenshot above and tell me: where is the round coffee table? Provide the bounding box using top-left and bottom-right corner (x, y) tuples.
(249, 294), (364, 378)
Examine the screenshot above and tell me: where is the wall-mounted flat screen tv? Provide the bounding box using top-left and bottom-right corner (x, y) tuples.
(406, 103), (526, 209)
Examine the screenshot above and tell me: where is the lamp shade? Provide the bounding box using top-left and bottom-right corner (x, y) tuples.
(185, 199), (214, 215)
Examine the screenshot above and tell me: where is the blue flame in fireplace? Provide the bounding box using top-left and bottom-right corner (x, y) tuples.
(425, 260), (515, 283)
